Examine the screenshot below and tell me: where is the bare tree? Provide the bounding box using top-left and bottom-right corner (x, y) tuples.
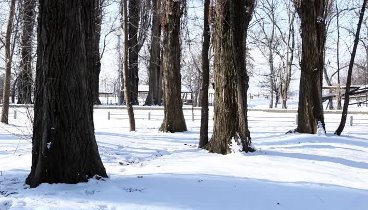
(279, 0), (297, 109)
(26, 0), (107, 188)
(292, 0), (330, 134)
(1, 0), (16, 124)
(122, 0), (136, 131)
(181, 50), (202, 106)
(145, 0), (163, 106)
(199, 0), (211, 148)
(205, 0), (255, 154)
(92, 0), (103, 105)
(335, 0), (367, 136)
(160, 0), (187, 132)
(251, 0), (297, 109)
(17, 0), (36, 104)
(127, 0), (151, 105)
(335, 0), (342, 110)
(254, 0), (279, 108)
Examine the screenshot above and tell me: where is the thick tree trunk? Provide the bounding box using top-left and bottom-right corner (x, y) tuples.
(199, 0), (210, 148)
(1, 0), (16, 124)
(93, 0), (102, 105)
(294, 0), (326, 134)
(145, 0), (162, 106)
(123, 0), (136, 131)
(335, 0), (367, 136)
(17, 0), (36, 104)
(160, 0), (187, 133)
(84, 0), (101, 106)
(128, 0), (140, 105)
(205, 0), (255, 154)
(26, 0), (107, 188)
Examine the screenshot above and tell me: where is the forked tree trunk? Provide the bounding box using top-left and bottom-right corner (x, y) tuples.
(199, 0), (210, 148)
(160, 0), (187, 133)
(26, 0), (107, 188)
(17, 0), (36, 104)
(1, 0), (16, 124)
(145, 0), (162, 106)
(335, 0), (367, 135)
(205, 0), (255, 154)
(123, 0), (136, 131)
(294, 0), (326, 134)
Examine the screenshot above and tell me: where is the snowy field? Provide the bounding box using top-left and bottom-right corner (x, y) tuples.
(1, 102), (368, 210)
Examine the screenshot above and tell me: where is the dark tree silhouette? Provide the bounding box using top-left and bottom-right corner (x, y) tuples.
(122, 0), (136, 131)
(26, 0), (107, 188)
(199, 0), (211, 148)
(335, 0), (367, 136)
(92, 0), (103, 105)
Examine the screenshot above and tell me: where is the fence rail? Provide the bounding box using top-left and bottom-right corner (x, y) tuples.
(3, 104), (368, 126)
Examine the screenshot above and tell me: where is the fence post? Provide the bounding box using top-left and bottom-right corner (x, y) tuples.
(295, 114), (298, 125)
(108, 111), (110, 120)
(148, 112), (151, 120)
(350, 115), (353, 126)
(14, 110), (17, 119)
(192, 110), (195, 121)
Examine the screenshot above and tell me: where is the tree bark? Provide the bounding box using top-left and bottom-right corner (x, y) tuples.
(293, 0), (327, 134)
(1, 0), (16, 124)
(17, 0), (36, 104)
(199, 0), (210, 148)
(123, 0), (136, 131)
(335, 0), (367, 136)
(205, 0), (255, 154)
(160, 0), (187, 133)
(84, 0), (101, 106)
(145, 0), (163, 106)
(128, 0), (140, 105)
(26, 0), (107, 188)
(93, 0), (102, 105)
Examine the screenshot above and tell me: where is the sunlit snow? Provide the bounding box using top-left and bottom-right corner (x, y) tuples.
(0, 100), (367, 210)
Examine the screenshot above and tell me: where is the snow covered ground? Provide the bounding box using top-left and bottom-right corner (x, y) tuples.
(1, 103), (368, 210)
